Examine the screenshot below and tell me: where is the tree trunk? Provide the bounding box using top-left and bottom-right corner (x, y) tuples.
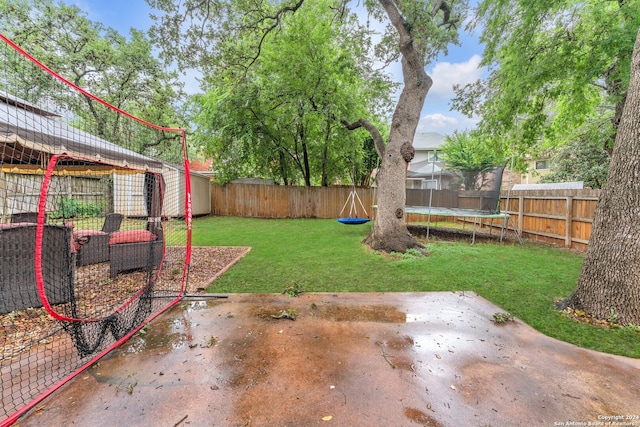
(321, 120), (330, 187)
(363, 0), (431, 253)
(563, 28), (640, 325)
(279, 151), (289, 185)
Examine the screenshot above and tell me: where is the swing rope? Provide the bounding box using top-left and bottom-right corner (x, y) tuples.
(337, 148), (371, 224)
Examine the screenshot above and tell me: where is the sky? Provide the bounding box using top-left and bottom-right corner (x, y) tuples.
(71, 0), (486, 137)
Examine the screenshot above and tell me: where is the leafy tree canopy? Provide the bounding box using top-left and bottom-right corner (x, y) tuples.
(440, 130), (505, 190)
(453, 0), (640, 154)
(147, 0), (469, 252)
(0, 0), (188, 162)
(190, 0), (394, 185)
(539, 138), (610, 189)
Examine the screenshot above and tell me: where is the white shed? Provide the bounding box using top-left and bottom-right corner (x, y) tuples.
(113, 163), (211, 218)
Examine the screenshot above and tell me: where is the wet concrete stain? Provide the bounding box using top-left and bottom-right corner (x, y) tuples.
(404, 407), (443, 426)
(249, 302), (407, 323)
(17, 292), (640, 427)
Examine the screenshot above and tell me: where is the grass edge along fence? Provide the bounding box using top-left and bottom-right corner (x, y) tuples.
(210, 183), (599, 252)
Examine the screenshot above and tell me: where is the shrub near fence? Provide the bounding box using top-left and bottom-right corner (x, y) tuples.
(210, 183), (600, 251)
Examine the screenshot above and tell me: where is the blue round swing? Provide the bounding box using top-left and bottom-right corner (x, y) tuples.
(338, 189), (370, 225)
(337, 217), (370, 225)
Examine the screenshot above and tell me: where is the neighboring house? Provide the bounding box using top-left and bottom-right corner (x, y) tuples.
(501, 166), (522, 191)
(407, 132), (457, 189)
(407, 131), (522, 191)
(520, 156), (553, 184)
(411, 132), (445, 164)
(190, 157), (213, 173)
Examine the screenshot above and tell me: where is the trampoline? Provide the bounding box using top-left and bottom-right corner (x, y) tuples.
(399, 165), (523, 244)
(403, 206), (520, 244)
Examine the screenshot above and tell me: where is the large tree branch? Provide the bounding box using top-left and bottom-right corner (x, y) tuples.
(307, 97), (386, 159)
(341, 118), (385, 158)
(431, 0), (456, 27)
(378, 0), (430, 90)
(245, 0), (306, 71)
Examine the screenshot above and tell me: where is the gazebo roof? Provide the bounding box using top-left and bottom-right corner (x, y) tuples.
(0, 91), (163, 173)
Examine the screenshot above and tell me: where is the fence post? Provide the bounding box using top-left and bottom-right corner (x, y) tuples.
(565, 196), (573, 248)
(517, 195), (524, 236)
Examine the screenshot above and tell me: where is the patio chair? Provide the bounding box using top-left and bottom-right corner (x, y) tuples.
(74, 213), (124, 266)
(0, 223), (75, 314)
(109, 226), (163, 278)
(10, 212), (42, 223)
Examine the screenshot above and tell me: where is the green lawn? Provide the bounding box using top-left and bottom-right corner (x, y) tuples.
(192, 216), (639, 358)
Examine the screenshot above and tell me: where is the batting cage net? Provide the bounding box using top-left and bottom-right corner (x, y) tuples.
(0, 34), (191, 425)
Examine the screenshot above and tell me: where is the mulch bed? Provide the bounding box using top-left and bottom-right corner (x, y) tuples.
(0, 246), (250, 361)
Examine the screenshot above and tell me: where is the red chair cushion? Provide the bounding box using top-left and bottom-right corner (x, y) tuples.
(109, 230), (157, 245)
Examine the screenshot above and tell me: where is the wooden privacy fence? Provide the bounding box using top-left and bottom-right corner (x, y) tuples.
(452, 189), (599, 251)
(500, 189), (600, 251)
(210, 183), (601, 251)
(210, 183), (376, 220)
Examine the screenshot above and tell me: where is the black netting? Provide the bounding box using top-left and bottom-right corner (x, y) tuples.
(406, 167), (505, 214)
(1, 35), (190, 424)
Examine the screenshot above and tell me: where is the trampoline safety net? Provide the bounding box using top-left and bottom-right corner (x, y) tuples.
(406, 166), (505, 215)
(0, 35), (191, 425)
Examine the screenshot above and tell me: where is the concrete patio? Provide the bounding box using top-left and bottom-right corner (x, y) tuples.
(17, 292), (640, 426)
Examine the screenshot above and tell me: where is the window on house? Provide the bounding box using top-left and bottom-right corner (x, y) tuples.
(535, 160), (550, 170)
(421, 179), (438, 190)
(428, 151), (440, 162)
(406, 180), (421, 189)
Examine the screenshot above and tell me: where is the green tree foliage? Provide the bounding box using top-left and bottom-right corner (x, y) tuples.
(453, 0), (639, 153)
(440, 130), (504, 190)
(537, 111), (614, 189)
(148, 0), (467, 252)
(540, 139), (610, 189)
(190, 1), (393, 185)
(0, 0), (187, 162)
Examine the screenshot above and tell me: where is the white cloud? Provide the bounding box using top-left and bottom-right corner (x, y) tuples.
(420, 113), (458, 130)
(427, 54), (484, 99)
(418, 113), (481, 136)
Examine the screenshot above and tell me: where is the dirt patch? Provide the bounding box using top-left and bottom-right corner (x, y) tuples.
(408, 224), (515, 243)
